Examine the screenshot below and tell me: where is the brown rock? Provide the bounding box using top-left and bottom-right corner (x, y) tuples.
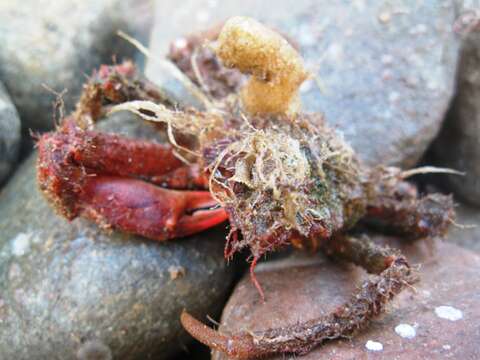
(213, 239), (480, 359)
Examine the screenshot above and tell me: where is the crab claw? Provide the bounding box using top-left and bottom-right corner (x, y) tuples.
(79, 176), (227, 240)
(37, 120), (228, 242)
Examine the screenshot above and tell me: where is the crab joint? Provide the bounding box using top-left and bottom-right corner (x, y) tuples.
(216, 16), (308, 115)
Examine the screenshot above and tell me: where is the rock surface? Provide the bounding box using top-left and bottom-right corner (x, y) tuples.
(0, 0), (153, 131)
(0, 82), (20, 185)
(213, 238), (480, 359)
(0, 115), (235, 360)
(446, 202), (480, 253)
(432, 28), (480, 206)
(149, 0), (459, 167)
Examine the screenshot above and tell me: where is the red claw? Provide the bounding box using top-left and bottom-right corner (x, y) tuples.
(80, 176), (227, 240)
(37, 119), (228, 241)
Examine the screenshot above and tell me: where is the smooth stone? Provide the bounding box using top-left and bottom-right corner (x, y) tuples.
(0, 82), (20, 185)
(0, 0), (153, 131)
(0, 115), (235, 359)
(148, 0), (459, 167)
(213, 238), (480, 359)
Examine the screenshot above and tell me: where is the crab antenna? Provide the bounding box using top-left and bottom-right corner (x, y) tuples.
(400, 166), (465, 179)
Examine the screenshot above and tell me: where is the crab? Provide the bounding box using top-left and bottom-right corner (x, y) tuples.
(36, 17), (456, 359)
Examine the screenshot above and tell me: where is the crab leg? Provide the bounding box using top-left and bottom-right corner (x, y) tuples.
(181, 234), (416, 359)
(77, 61), (173, 121)
(366, 193), (454, 239)
(365, 168), (455, 239)
(56, 119), (187, 180)
(37, 120), (227, 241)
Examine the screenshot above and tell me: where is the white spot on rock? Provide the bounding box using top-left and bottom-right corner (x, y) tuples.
(365, 340), (383, 351)
(395, 323), (416, 339)
(443, 344), (451, 350)
(435, 306), (463, 321)
(11, 232), (32, 256)
(378, 11), (391, 23)
(174, 38), (187, 49)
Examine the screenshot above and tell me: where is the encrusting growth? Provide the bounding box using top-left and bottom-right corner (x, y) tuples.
(36, 16), (456, 359)
(216, 17), (308, 115)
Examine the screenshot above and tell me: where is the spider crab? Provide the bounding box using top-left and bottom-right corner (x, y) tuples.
(37, 17), (455, 359)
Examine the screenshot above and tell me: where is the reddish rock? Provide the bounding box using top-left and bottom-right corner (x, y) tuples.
(212, 238), (480, 359)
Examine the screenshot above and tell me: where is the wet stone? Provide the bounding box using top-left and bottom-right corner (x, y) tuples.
(0, 0), (153, 131)
(149, 0), (459, 167)
(0, 82), (20, 185)
(0, 115), (235, 359)
(213, 238), (480, 360)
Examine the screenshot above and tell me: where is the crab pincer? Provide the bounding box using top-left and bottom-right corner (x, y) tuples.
(37, 119), (227, 241)
(78, 176), (227, 240)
